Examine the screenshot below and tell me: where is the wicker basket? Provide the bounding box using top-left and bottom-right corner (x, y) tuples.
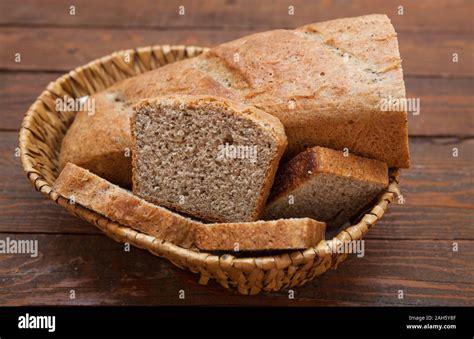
(19, 45), (400, 295)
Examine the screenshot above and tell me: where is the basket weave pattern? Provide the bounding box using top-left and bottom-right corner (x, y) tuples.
(19, 45), (400, 295)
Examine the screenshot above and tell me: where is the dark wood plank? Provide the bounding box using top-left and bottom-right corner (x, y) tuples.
(285, 238), (473, 305)
(0, 72), (60, 130)
(0, 198), (100, 234)
(0, 27), (246, 72)
(294, 272), (474, 306)
(406, 77), (474, 137)
(1, 0), (471, 308)
(2, 73), (472, 136)
(1, 202), (473, 240)
(0, 233), (471, 306)
(0, 27), (472, 76)
(1, 132), (473, 240)
(330, 240), (474, 285)
(0, 0), (471, 33)
(0, 131), (41, 200)
(367, 205), (474, 240)
(403, 137), (474, 210)
(399, 32), (473, 77)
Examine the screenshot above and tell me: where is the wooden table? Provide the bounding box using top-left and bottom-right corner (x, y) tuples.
(0, 0), (472, 306)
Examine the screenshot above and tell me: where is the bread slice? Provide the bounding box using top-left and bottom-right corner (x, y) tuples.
(131, 95), (287, 223)
(53, 162), (198, 248)
(194, 218), (326, 251)
(60, 14), (409, 188)
(264, 147), (388, 228)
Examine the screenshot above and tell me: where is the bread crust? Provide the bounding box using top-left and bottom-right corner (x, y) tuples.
(194, 218), (326, 251)
(269, 146), (388, 202)
(264, 146), (388, 226)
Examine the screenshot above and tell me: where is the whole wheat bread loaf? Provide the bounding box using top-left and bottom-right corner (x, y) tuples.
(131, 95), (287, 223)
(264, 147), (388, 227)
(54, 163), (322, 251)
(59, 91), (133, 187)
(60, 14), (409, 187)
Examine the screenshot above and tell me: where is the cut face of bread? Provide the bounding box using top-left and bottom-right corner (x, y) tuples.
(264, 147), (388, 227)
(194, 218), (326, 251)
(131, 95), (287, 223)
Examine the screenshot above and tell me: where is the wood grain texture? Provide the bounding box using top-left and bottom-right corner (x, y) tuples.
(0, 27), (472, 76)
(399, 32), (473, 77)
(332, 240), (474, 285)
(0, 72), (60, 131)
(0, 0), (472, 306)
(2, 73), (473, 136)
(0, 0), (472, 32)
(0, 27), (245, 72)
(0, 198), (99, 234)
(366, 205), (474, 240)
(405, 77), (474, 137)
(403, 138), (473, 210)
(0, 131), (41, 200)
(0, 233), (472, 306)
(1, 132), (473, 240)
(2, 199), (472, 240)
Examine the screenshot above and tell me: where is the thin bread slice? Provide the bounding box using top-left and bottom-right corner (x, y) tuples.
(53, 162), (199, 248)
(131, 95), (288, 223)
(195, 218), (326, 251)
(264, 147), (388, 227)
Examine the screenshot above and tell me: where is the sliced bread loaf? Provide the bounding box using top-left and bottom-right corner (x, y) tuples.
(53, 162), (198, 248)
(194, 218), (326, 251)
(264, 147), (388, 227)
(60, 14), (409, 187)
(54, 163), (323, 251)
(131, 95), (287, 223)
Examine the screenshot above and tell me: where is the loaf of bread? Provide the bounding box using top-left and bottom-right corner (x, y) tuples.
(53, 162), (198, 248)
(194, 218), (326, 251)
(54, 162), (323, 251)
(131, 95), (287, 223)
(59, 91), (133, 187)
(60, 14), (409, 187)
(264, 146), (388, 227)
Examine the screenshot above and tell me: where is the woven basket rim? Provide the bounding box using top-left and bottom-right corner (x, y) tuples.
(18, 44), (400, 292)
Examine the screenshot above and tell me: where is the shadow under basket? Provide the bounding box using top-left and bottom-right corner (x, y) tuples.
(19, 44), (401, 295)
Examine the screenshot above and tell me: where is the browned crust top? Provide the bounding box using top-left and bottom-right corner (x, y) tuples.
(268, 146), (388, 203)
